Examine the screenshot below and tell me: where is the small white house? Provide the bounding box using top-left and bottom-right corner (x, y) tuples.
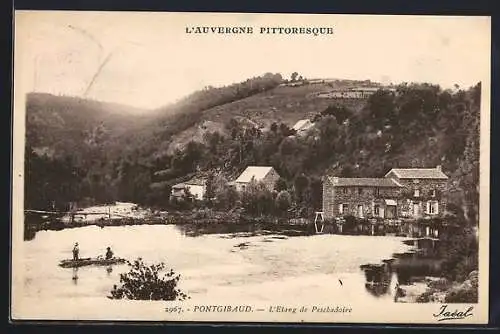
(233, 166), (280, 192)
(292, 119), (314, 134)
(171, 177), (206, 200)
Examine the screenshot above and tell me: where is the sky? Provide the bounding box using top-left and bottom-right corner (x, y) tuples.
(15, 12), (491, 110)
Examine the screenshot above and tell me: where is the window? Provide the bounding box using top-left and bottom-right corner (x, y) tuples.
(431, 189), (436, 197)
(342, 187), (348, 194)
(358, 187), (363, 195)
(414, 189), (420, 197)
(339, 203), (349, 214)
(357, 205), (363, 218)
(374, 205), (380, 216)
(373, 188), (380, 196)
(427, 201), (439, 215)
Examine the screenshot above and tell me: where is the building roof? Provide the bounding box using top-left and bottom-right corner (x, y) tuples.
(235, 166), (275, 183)
(184, 177), (206, 186)
(349, 87), (380, 92)
(385, 166), (448, 179)
(326, 177), (403, 187)
(173, 176), (206, 189)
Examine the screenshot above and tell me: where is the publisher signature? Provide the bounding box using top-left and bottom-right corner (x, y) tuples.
(433, 305), (474, 321)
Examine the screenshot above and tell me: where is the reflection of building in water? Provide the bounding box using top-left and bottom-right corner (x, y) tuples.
(392, 251), (443, 285)
(361, 261), (394, 297)
(106, 266), (113, 275)
(360, 242), (446, 301)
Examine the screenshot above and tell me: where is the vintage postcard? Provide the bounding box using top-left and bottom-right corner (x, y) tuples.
(11, 11), (491, 324)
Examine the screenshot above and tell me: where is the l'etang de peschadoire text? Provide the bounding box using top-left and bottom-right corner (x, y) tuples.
(166, 305), (352, 314)
(268, 305), (352, 313)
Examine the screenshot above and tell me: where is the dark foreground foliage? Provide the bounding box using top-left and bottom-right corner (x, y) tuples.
(109, 258), (189, 301)
(438, 227), (479, 283)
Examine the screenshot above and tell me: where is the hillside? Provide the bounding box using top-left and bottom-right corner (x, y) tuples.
(24, 75), (480, 225)
(164, 83), (367, 155)
(26, 93), (152, 159)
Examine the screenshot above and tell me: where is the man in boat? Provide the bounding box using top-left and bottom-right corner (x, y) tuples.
(105, 247), (114, 260)
(72, 242), (79, 261)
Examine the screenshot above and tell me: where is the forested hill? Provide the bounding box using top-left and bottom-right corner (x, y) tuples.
(25, 75), (481, 224)
(26, 92), (151, 159)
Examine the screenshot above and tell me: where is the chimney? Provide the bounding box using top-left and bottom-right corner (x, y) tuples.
(436, 165), (442, 171)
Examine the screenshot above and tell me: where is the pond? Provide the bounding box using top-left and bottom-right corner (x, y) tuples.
(14, 223), (443, 319)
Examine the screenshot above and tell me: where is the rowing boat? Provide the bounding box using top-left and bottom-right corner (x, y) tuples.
(59, 257), (127, 268)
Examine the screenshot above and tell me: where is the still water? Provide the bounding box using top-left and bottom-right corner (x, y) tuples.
(16, 224), (417, 318)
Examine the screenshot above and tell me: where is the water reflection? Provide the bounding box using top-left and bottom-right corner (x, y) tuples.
(177, 222), (313, 237)
(72, 267), (79, 284)
(361, 260), (394, 297)
(360, 237), (444, 301)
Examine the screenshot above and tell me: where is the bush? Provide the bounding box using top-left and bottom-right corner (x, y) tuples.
(445, 285), (478, 303)
(438, 227), (478, 282)
(109, 258), (189, 301)
(343, 215), (358, 233)
(416, 290), (433, 303)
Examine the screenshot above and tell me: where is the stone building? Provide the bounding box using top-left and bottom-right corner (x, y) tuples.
(322, 166), (449, 220)
(322, 177), (403, 219)
(384, 165), (448, 219)
(232, 166), (281, 192)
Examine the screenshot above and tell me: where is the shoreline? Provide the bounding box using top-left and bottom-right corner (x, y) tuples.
(24, 212), (318, 238)
(396, 272), (479, 304)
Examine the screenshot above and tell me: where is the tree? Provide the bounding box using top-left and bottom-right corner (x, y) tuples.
(147, 181), (171, 208)
(241, 180), (274, 216)
(293, 174), (310, 204)
(366, 89), (396, 127)
(109, 258), (189, 301)
(290, 72), (299, 82)
(320, 105), (352, 124)
(275, 190), (292, 216)
(214, 184), (239, 210)
(341, 165), (354, 177)
(270, 122), (278, 134)
(274, 177), (288, 192)
(308, 177), (323, 211)
(204, 172), (216, 206)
